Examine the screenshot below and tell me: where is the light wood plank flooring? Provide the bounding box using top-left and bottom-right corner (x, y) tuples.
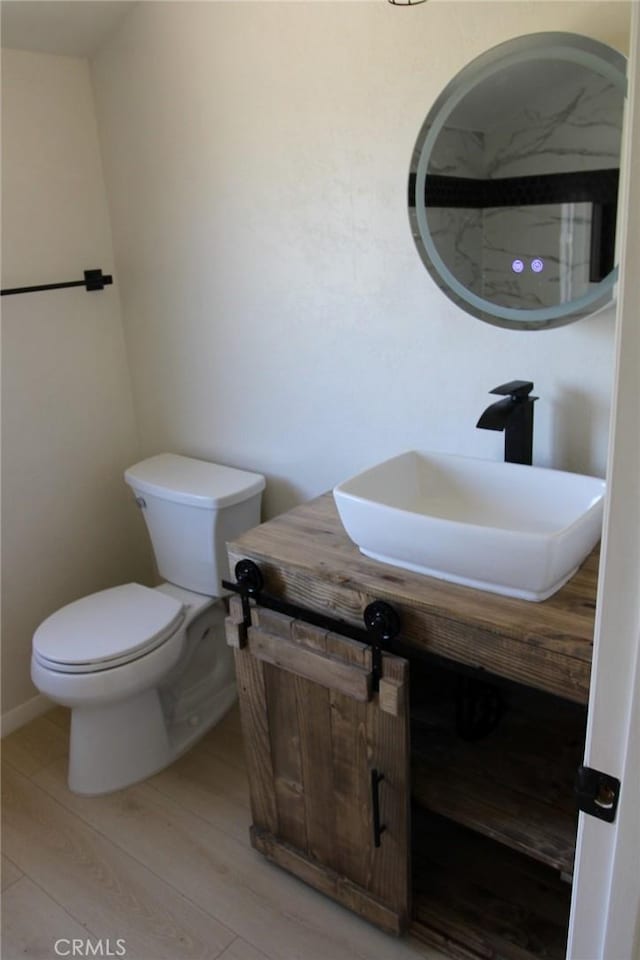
(2, 705), (447, 960)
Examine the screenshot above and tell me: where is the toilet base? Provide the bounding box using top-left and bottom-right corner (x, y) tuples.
(69, 688), (169, 794)
(67, 681), (237, 795)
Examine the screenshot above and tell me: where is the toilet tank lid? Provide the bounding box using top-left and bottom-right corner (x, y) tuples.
(124, 454), (266, 509)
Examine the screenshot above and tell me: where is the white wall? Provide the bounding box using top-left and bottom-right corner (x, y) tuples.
(1, 49), (152, 728)
(91, 1), (630, 521)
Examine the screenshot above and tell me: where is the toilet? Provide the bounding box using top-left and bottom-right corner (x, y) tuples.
(31, 453), (265, 796)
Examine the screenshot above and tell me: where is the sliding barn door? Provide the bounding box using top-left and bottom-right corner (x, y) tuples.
(226, 601), (410, 935)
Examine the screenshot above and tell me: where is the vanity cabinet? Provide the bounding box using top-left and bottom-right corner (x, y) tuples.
(227, 600), (411, 934)
(225, 494), (598, 960)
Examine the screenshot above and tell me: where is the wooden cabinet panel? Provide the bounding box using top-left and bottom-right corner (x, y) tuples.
(248, 627), (372, 701)
(233, 642), (278, 835)
(228, 605), (410, 935)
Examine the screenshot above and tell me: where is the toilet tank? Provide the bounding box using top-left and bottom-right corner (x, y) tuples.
(124, 454), (265, 596)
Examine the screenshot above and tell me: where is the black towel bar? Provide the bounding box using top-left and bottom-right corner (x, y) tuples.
(1, 268), (113, 297)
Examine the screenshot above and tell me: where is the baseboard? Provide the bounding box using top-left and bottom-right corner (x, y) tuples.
(1, 693), (53, 737)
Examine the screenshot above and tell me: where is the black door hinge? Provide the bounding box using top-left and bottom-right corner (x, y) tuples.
(575, 765), (621, 823)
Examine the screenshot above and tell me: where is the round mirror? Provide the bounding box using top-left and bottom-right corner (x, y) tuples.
(409, 33), (626, 329)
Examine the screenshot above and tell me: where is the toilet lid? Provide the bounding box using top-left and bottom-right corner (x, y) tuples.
(33, 584), (185, 670)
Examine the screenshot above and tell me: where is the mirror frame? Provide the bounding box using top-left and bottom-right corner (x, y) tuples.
(409, 33), (627, 330)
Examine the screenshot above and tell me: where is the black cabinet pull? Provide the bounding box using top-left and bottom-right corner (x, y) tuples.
(371, 769), (386, 847)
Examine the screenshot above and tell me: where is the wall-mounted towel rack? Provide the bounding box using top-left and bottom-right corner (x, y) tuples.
(1, 268), (113, 297)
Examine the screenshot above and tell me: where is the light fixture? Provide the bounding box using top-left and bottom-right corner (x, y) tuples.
(388, 0), (428, 5)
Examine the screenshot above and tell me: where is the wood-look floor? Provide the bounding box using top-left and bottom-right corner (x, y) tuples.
(1, 705), (446, 960)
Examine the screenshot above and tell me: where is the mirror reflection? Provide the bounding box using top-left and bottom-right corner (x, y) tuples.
(409, 34), (626, 329)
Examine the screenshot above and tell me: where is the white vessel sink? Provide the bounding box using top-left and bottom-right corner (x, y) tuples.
(333, 451), (605, 601)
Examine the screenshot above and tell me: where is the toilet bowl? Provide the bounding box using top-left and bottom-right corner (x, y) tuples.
(31, 454), (265, 795)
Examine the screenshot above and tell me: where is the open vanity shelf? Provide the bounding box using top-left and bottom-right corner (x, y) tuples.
(225, 493), (598, 960)
(410, 661), (585, 876)
(412, 809), (573, 959)
(408, 662), (585, 958)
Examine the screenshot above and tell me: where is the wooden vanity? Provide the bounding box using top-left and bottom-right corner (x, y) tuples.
(224, 493), (598, 960)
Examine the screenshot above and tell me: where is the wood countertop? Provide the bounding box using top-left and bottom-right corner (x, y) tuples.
(228, 493), (598, 703)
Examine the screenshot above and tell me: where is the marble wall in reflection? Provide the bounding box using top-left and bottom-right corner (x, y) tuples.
(425, 67), (622, 310)
(483, 71), (622, 180)
(481, 71), (620, 309)
(426, 127), (484, 295)
(482, 203), (592, 309)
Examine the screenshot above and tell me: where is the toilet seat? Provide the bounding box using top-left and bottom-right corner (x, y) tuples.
(33, 583), (185, 674)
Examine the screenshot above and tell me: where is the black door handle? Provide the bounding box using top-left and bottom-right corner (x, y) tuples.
(371, 769), (386, 847)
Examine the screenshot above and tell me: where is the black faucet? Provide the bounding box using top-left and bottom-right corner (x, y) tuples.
(476, 380), (538, 465)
